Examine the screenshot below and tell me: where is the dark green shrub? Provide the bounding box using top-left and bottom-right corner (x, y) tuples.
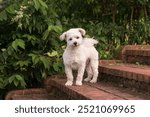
(0, 0), (63, 93)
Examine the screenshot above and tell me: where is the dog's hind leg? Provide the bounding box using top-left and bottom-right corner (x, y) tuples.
(90, 59), (99, 83)
(84, 64), (93, 82)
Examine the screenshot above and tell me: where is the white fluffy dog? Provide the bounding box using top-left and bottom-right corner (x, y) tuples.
(60, 28), (99, 86)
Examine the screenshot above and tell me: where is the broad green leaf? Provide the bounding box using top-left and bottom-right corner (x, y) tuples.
(8, 75), (15, 84)
(40, 56), (50, 70)
(12, 39), (25, 51)
(53, 25), (62, 33)
(47, 50), (58, 57)
(20, 80), (26, 88)
(7, 46), (14, 55)
(42, 30), (49, 40)
(3, 79), (9, 87)
(16, 60), (29, 67)
(38, 0), (48, 9)
(23, 34), (36, 41)
(33, 56), (40, 65)
(48, 25), (53, 31)
(14, 79), (19, 87)
(12, 41), (17, 50)
(8, 74), (26, 87)
(33, 0), (40, 10)
(6, 4), (16, 14)
(40, 6), (47, 15)
(17, 39), (25, 49)
(23, 34), (37, 45)
(16, 75), (26, 88)
(53, 62), (59, 72)
(29, 53), (40, 65)
(15, 75), (23, 81)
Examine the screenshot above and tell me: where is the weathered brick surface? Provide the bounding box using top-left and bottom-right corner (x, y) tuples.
(99, 62), (150, 84)
(86, 82), (150, 100)
(5, 88), (52, 100)
(99, 60), (120, 65)
(44, 77), (150, 100)
(45, 77), (123, 100)
(121, 45), (150, 64)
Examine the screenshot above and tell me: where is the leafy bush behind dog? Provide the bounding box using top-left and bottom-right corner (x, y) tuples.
(58, 0), (150, 59)
(0, 0), (150, 98)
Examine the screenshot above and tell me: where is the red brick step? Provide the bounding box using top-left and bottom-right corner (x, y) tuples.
(122, 45), (150, 64)
(44, 76), (150, 100)
(99, 60), (150, 92)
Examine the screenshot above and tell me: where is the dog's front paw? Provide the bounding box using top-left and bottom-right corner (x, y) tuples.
(90, 79), (97, 83)
(84, 78), (91, 82)
(65, 81), (73, 86)
(76, 81), (82, 86)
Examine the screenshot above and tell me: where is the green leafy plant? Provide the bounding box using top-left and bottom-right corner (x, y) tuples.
(0, 0), (63, 94)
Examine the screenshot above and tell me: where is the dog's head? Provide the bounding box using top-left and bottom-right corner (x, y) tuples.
(59, 28), (86, 47)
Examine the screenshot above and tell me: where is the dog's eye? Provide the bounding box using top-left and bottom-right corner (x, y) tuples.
(69, 38), (72, 41)
(76, 36), (79, 39)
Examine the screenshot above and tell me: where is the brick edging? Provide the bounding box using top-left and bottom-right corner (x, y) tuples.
(5, 88), (47, 100)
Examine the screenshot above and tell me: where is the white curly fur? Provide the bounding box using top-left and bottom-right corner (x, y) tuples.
(60, 28), (99, 86)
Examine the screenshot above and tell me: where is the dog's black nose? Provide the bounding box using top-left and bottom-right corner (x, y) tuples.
(74, 42), (77, 46)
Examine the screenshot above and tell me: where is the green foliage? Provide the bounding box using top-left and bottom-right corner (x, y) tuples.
(0, 0), (63, 93)
(58, 0), (150, 58)
(0, 0), (150, 97)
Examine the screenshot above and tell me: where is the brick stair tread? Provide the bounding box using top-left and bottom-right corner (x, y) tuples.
(122, 45), (150, 52)
(47, 77), (149, 100)
(86, 82), (150, 100)
(123, 45), (150, 49)
(99, 63), (150, 83)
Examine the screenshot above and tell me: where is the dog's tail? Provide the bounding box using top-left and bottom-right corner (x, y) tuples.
(82, 38), (98, 47)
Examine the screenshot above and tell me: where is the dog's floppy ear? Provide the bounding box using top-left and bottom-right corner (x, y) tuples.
(78, 28), (86, 36)
(59, 32), (67, 41)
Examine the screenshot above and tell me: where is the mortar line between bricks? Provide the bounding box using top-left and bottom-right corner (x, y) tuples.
(85, 83), (127, 100)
